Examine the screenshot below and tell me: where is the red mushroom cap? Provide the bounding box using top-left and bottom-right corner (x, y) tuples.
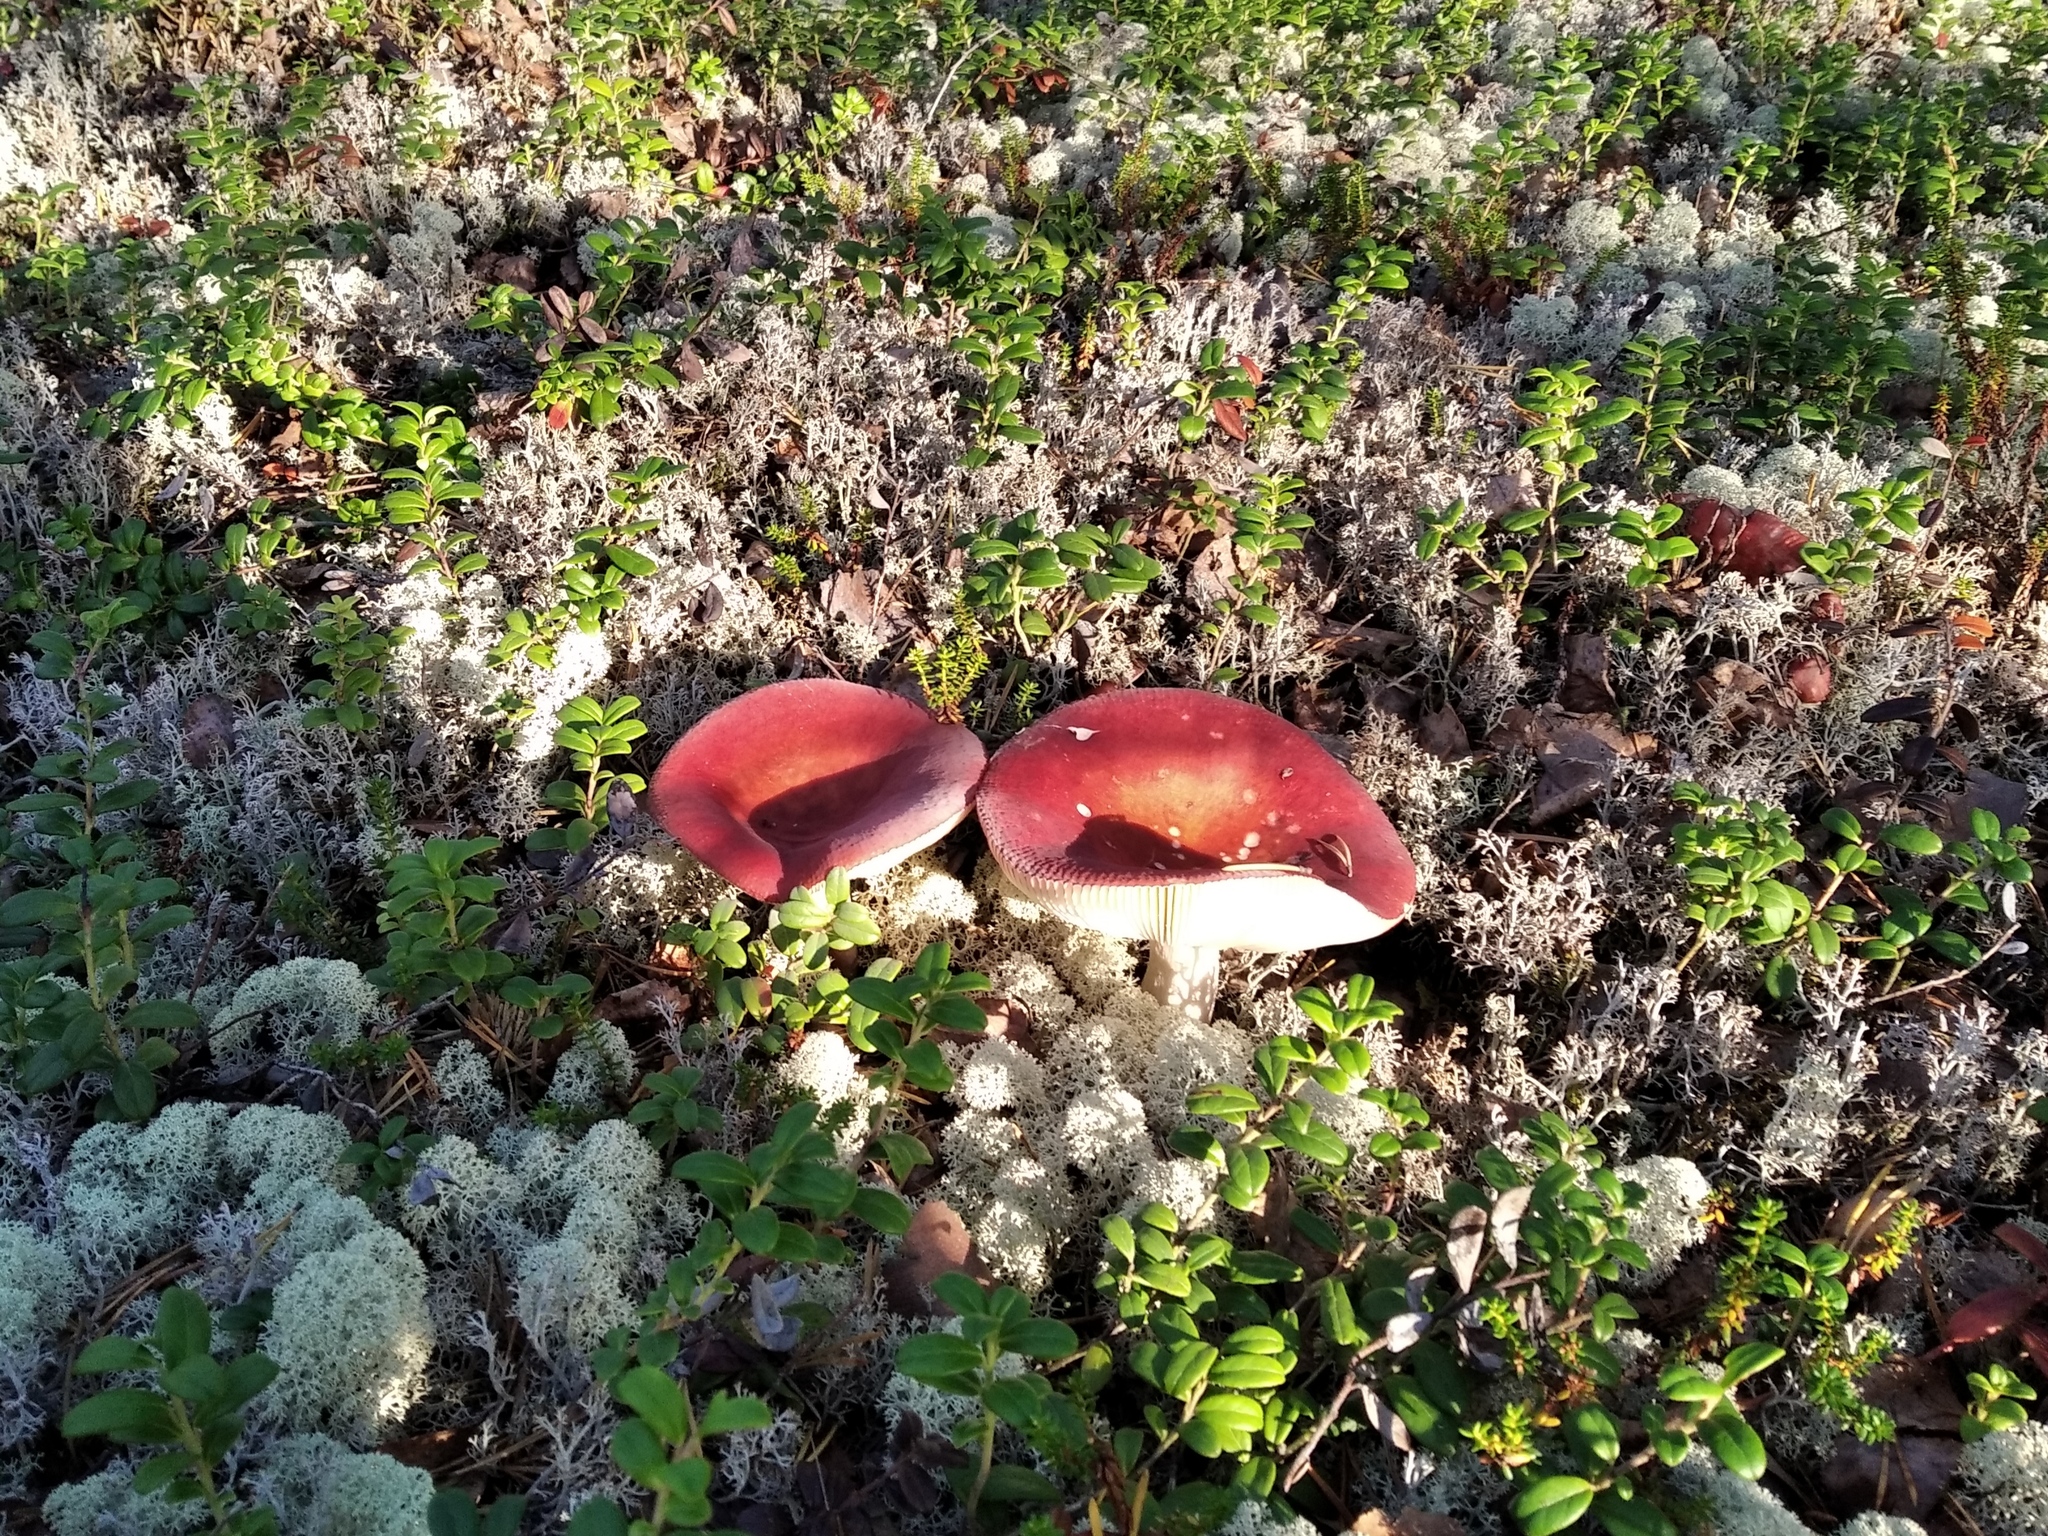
(1680, 499), (1811, 581)
(1786, 654), (1833, 705)
(976, 689), (1416, 953)
(649, 679), (986, 901)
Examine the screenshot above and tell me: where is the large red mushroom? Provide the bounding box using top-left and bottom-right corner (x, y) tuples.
(976, 689), (1416, 1020)
(649, 679), (986, 901)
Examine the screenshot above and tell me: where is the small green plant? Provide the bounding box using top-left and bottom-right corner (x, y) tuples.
(1701, 1198), (1895, 1444)
(564, 1375), (773, 1535)
(365, 836), (515, 1007)
(1263, 244), (1410, 443)
(302, 596), (411, 732)
(604, 1094), (909, 1356)
(665, 870), (882, 1054)
(1607, 500), (1698, 644)
(953, 305), (1050, 468)
(0, 691), (197, 1119)
(1608, 334), (1700, 485)
(62, 1287), (279, 1534)
(1961, 1361), (2038, 1442)
(532, 694), (648, 855)
(535, 330), (680, 429)
(1669, 785), (2035, 993)
(908, 601), (991, 723)
(1800, 468), (1929, 591)
(1198, 473), (1313, 689)
(893, 1273), (1080, 1522)
(845, 940), (989, 1177)
(958, 511), (1161, 652)
(1417, 361), (1616, 622)
(380, 402), (487, 589)
(627, 1065), (723, 1154)
(1170, 338), (1261, 444)
(342, 1114), (434, 1199)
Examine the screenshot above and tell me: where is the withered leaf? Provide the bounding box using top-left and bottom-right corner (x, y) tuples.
(1862, 694), (1936, 724)
(180, 694), (236, 768)
(1556, 632), (1616, 714)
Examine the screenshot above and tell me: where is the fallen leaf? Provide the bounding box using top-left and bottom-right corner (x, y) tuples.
(1492, 706), (1656, 824)
(1998, 1221), (2048, 1276)
(1695, 659), (1797, 733)
(1939, 770), (2032, 842)
(1929, 1282), (2044, 1351)
(822, 569), (879, 631)
(1819, 1433), (1960, 1520)
(597, 980), (687, 1024)
(1557, 632), (1616, 714)
(180, 694), (236, 768)
(1857, 1354), (1963, 1433)
(1415, 705), (1470, 762)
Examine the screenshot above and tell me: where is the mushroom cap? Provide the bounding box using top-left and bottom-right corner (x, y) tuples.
(649, 679), (986, 901)
(977, 688), (1416, 954)
(1680, 499), (1810, 581)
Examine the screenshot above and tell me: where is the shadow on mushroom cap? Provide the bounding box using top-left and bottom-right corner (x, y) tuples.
(648, 678), (986, 901)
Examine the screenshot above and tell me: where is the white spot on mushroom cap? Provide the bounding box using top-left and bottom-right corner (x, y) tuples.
(1167, 826), (1181, 838)
(1243, 832), (1261, 848)
(1065, 727), (1096, 740)
(1076, 803), (1091, 817)
(1241, 789), (1257, 804)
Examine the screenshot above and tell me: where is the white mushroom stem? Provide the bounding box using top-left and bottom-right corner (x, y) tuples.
(1143, 943), (1220, 1021)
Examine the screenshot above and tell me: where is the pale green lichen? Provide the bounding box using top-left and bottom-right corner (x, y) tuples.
(259, 1225), (434, 1444)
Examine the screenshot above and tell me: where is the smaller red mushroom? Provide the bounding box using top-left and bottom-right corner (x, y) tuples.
(1786, 654), (1833, 705)
(649, 679), (986, 901)
(976, 689), (1416, 1021)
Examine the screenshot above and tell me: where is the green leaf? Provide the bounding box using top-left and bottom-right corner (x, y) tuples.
(62, 1387), (180, 1445)
(975, 1464), (1064, 1504)
(1004, 1317), (1079, 1360)
(563, 1498), (630, 1536)
(613, 1366), (688, 1445)
(1565, 1404), (1621, 1468)
(1879, 823), (1944, 857)
(850, 1186), (911, 1235)
(732, 1205), (781, 1254)
(1719, 1342), (1785, 1386)
(154, 1286), (212, 1370)
(698, 1391), (773, 1436)
(75, 1335), (155, 1374)
(428, 1489), (484, 1536)
(1699, 1402), (1767, 1480)
(1592, 1489), (1677, 1536)
(895, 1332), (984, 1392)
(1513, 1476), (1596, 1536)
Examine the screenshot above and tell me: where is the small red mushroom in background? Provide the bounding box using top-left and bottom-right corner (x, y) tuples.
(1786, 654), (1833, 705)
(975, 688), (1416, 1021)
(1679, 498), (1812, 581)
(648, 679), (986, 900)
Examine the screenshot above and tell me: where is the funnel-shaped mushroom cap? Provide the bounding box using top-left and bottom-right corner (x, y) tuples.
(649, 679), (986, 901)
(977, 689), (1416, 954)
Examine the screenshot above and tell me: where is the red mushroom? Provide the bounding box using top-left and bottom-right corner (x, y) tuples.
(1679, 498), (1812, 581)
(1786, 654), (1833, 705)
(976, 689), (1416, 1020)
(649, 679), (986, 901)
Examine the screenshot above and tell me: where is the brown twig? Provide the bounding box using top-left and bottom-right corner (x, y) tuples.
(1867, 922), (2020, 1005)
